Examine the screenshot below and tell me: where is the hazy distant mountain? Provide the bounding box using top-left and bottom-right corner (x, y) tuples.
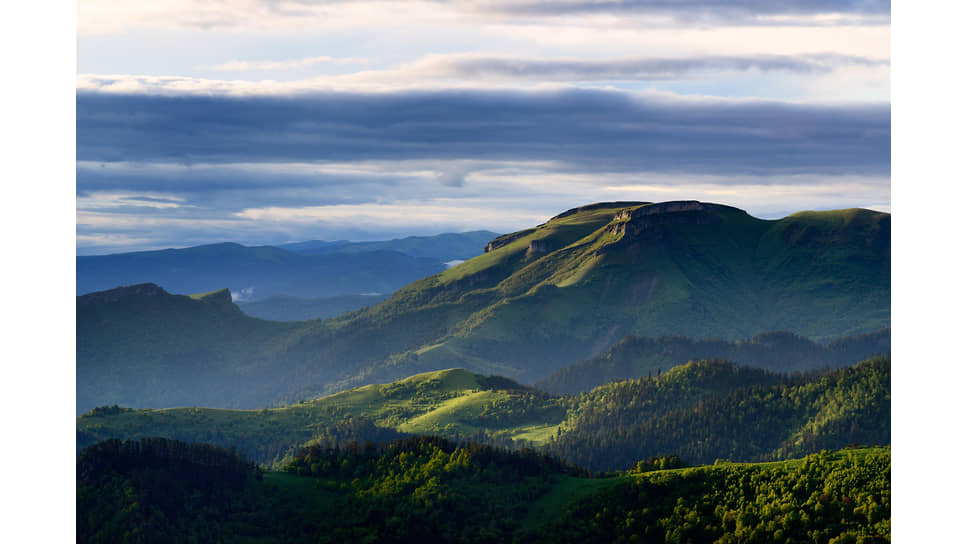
(76, 243), (446, 299)
(76, 284), (321, 414)
(278, 231), (499, 261)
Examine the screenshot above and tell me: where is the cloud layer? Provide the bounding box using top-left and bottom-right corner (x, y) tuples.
(77, 88), (888, 176)
(78, 0), (890, 33)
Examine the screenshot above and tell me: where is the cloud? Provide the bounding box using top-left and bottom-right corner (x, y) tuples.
(482, 1), (891, 23)
(231, 286), (255, 302)
(199, 56), (369, 71)
(77, 87), (889, 177)
(75, 155), (889, 254)
(78, 0), (890, 34)
(79, 50), (889, 93)
(408, 53), (888, 81)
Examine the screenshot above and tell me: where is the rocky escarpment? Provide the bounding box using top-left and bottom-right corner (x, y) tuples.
(77, 283), (170, 307)
(527, 239), (553, 255)
(550, 201), (647, 221)
(607, 201), (724, 238)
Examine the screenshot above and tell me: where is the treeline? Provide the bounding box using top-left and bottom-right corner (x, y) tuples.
(537, 328), (890, 394)
(549, 357), (890, 470)
(77, 438), (260, 543)
(529, 448), (890, 543)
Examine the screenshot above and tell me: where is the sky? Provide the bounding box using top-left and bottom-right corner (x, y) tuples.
(74, 0), (892, 254)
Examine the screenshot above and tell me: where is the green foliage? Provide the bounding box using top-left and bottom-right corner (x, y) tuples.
(549, 357), (890, 470)
(76, 437), (260, 544)
(77, 438), (890, 543)
(77, 368), (568, 467)
(529, 447), (891, 543)
(78, 358), (890, 474)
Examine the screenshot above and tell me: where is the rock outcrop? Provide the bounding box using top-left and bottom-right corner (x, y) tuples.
(608, 201), (723, 238)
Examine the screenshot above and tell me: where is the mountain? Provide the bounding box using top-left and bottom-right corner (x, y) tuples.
(77, 358), (890, 470)
(76, 242), (447, 299)
(237, 293), (390, 321)
(537, 328), (891, 394)
(76, 283), (323, 414)
(287, 200), (889, 394)
(279, 230), (499, 261)
(77, 201), (890, 407)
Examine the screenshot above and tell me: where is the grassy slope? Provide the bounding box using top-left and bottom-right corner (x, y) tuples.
(306, 201), (890, 393)
(78, 358), (889, 469)
(77, 368), (564, 466)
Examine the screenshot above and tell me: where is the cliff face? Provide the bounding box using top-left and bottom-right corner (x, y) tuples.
(608, 201), (724, 238)
(77, 283), (169, 308)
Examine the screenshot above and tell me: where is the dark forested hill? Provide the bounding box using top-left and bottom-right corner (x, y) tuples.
(548, 357), (890, 470)
(76, 283), (322, 414)
(537, 328), (891, 394)
(77, 436), (890, 544)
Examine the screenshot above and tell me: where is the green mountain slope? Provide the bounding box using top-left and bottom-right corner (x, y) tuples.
(78, 358), (890, 470)
(237, 293), (390, 321)
(77, 367), (563, 465)
(300, 200), (889, 393)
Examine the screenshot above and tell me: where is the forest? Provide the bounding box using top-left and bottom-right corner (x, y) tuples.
(77, 436), (889, 543)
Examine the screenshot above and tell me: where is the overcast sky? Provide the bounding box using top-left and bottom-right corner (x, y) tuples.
(76, 0), (890, 254)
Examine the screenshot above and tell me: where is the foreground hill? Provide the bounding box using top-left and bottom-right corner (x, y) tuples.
(76, 242), (446, 299)
(77, 437), (890, 543)
(78, 358), (890, 470)
(538, 328), (891, 394)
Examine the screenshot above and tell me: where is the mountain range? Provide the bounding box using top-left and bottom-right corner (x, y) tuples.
(76, 201), (890, 413)
(76, 230), (497, 302)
